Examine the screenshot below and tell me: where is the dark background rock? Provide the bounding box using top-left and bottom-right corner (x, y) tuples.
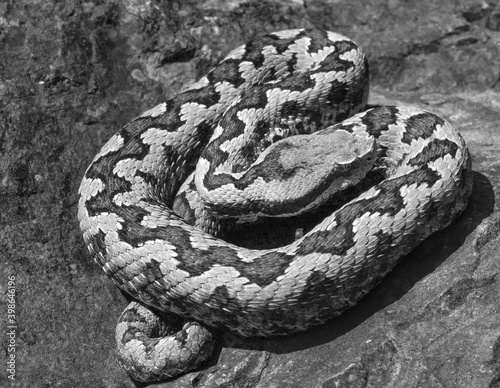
(1, 1), (499, 387)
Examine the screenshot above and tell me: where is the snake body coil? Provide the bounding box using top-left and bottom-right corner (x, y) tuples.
(78, 29), (472, 381)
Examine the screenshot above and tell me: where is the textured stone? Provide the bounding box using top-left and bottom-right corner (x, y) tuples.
(1, 0), (500, 387)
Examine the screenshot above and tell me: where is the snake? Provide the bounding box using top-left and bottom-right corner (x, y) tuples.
(77, 28), (473, 382)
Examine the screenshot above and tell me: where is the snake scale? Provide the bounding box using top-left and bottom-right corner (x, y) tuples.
(78, 28), (472, 381)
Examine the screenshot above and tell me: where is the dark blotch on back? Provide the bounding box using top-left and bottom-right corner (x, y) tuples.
(402, 112), (445, 145)
(208, 59), (246, 87)
(361, 106), (399, 137)
(408, 138), (459, 166)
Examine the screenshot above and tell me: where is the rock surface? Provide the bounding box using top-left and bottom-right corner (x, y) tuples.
(1, 0), (500, 387)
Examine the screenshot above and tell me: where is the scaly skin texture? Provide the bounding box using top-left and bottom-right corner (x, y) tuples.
(77, 29), (472, 381)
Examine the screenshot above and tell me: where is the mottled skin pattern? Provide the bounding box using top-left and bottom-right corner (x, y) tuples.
(78, 29), (472, 382)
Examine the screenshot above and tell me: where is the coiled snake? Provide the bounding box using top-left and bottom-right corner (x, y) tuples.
(78, 28), (472, 381)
